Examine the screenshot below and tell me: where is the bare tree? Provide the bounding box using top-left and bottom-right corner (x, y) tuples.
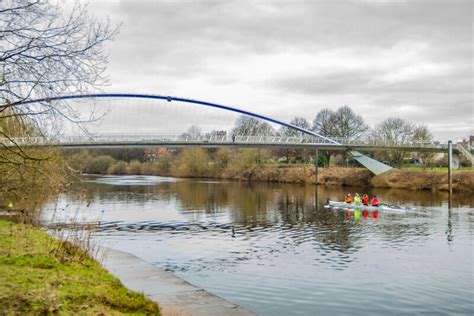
(277, 117), (312, 163)
(0, 1), (118, 129)
(412, 124), (433, 144)
(187, 125), (202, 137)
(0, 1), (118, 201)
(329, 106), (368, 139)
(371, 118), (415, 145)
(311, 108), (334, 136)
(412, 124), (434, 168)
(371, 117), (433, 166)
(231, 115), (275, 136)
(311, 106), (368, 140)
(279, 117), (311, 137)
(311, 106), (368, 166)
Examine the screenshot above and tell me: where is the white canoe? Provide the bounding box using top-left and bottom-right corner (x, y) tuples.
(325, 200), (407, 213)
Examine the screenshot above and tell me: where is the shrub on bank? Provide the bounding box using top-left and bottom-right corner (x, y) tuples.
(173, 148), (210, 177)
(370, 169), (474, 192)
(107, 160), (128, 175)
(141, 162), (158, 175)
(224, 149), (271, 178)
(156, 151), (173, 174)
(84, 155), (116, 174)
(127, 160), (142, 175)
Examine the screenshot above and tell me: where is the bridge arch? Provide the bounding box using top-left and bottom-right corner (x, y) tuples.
(11, 93), (339, 144)
(10, 93), (396, 174)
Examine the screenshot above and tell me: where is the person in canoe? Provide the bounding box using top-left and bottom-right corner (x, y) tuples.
(354, 193), (361, 205)
(362, 194), (369, 206)
(345, 193), (353, 203)
(371, 195), (379, 207)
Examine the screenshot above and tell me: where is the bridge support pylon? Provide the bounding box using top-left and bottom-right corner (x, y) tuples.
(314, 148), (319, 184)
(350, 151), (393, 175)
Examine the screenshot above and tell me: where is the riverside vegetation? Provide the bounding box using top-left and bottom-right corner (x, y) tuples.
(0, 118), (161, 314)
(0, 2), (161, 313)
(0, 220), (159, 314)
(67, 147), (474, 193)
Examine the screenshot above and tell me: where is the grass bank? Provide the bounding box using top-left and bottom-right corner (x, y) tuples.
(0, 219), (160, 315)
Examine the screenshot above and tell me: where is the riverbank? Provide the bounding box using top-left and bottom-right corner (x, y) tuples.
(86, 165), (474, 193)
(0, 219), (160, 314)
(68, 148), (473, 192)
(226, 166), (474, 193)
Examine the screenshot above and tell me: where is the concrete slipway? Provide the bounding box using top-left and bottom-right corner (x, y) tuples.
(98, 247), (256, 316)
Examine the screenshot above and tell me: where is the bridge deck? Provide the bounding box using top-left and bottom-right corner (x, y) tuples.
(48, 141), (448, 153)
(1, 135), (450, 153)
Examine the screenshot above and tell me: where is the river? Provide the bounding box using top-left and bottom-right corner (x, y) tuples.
(41, 175), (474, 315)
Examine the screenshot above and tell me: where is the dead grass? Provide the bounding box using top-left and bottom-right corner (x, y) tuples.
(371, 169), (474, 192)
(221, 165), (473, 192)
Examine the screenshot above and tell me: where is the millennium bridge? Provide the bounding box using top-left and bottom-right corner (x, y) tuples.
(4, 93), (472, 175)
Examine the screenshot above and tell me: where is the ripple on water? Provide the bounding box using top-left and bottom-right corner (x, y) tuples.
(88, 175), (180, 186)
(48, 176), (474, 316)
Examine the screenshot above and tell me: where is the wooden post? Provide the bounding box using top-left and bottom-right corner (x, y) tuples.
(314, 148), (319, 185)
(448, 140), (452, 208)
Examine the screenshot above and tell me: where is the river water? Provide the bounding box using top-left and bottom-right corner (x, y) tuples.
(42, 175), (474, 315)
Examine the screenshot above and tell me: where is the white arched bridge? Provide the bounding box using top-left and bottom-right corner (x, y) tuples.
(4, 93), (466, 175)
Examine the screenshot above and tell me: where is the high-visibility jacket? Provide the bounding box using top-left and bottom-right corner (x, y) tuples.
(354, 196), (361, 204)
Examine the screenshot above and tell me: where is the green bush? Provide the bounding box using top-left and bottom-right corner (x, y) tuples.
(156, 152), (172, 174)
(108, 160), (128, 174)
(213, 148), (232, 173)
(226, 148), (270, 174)
(141, 162), (158, 175)
(84, 155), (115, 174)
(127, 160), (143, 175)
(67, 150), (90, 172)
(173, 148), (210, 177)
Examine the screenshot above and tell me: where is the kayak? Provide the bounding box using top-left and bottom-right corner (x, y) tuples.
(324, 200), (407, 213)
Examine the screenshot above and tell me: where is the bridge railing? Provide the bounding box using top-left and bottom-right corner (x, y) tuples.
(0, 134), (446, 148)
(330, 136), (441, 148)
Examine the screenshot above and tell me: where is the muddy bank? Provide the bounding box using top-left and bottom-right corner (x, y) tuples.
(86, 166), (474, 193)
(220, 166), (474, 193)
(369, 169), (474, 192)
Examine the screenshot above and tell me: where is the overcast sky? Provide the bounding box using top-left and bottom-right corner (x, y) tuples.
(81, 0), (472, 141)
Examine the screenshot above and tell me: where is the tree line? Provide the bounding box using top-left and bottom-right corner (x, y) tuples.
(180, 105), (435, 167)
(230, 105), (432, 145)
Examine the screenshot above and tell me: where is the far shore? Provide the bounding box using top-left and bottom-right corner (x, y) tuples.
(81, 166), (474, 193)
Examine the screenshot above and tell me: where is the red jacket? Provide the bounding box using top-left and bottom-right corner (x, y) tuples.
(362, 196), (369, 205)
(371, 198), (379, 206)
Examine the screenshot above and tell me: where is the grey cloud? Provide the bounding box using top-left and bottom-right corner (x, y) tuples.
(85, 0), (472, 140)
(104, 0), (472, 80)
(274, 70), (383, 95)
(271, 67), (471, 95)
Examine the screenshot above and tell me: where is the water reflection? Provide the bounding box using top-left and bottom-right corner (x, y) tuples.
(71, 175), (474, 211)
(55, 175), (474, 254)
(42, 175), (474, 316)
